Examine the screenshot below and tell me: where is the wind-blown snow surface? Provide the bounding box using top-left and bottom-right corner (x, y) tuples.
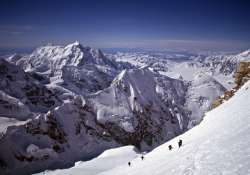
(101, 80), (250, 175)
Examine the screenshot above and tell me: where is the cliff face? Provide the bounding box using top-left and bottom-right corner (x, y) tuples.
(211, 61), (250, 109)
(234, 62), (250, 88)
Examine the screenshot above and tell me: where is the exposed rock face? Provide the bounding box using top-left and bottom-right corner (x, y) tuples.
(234, 62), (250, 88)
(211, 89), (236, 109)
(0, 59), (62, 119)
(211, 61), (250, 109)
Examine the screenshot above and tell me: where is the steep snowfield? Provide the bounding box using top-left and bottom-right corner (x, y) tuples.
(101, 80), (250, 175)
(34, 146), (139, 175)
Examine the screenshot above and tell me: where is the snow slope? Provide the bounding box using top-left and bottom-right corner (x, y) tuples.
(34, 146), (139, 175)
(101, 80), (250, 175)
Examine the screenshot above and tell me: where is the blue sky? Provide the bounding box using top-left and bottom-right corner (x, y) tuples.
(0, 0), (250, 51)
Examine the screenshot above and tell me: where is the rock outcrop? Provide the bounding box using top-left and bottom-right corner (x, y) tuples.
(234, 62), (250, 88)
(211, 61), (250, 109)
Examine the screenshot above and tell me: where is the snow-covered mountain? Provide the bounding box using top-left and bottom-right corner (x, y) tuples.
(89, 67), (189, 147)
(0, 66), (189, 175)
(113, 50), (250, 89)
(185, 73), (226, 128)
(112, 51), (237, 125)
(10, 42), (132, 96)
(14, 41), (117, 74)
(100, 72), (250, 175)
(37, 75), (250, 175)
(1, 42), (249, 174)
(237, 49), (250, 57)
(111, 49), (250, 126)
(0, 59), (61, 120)
(0, 95), (120, 175)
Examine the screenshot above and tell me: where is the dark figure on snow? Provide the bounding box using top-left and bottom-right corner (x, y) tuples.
(178, 139), (183, 148)
(168, 145), (173, 150)
(141, 155), (144, 160)
(128, 162), (131, 167)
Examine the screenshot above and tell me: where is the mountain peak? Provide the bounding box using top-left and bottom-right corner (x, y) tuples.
(13, 42), (119, 76)
(73, 40), (80, 45)
(238, 49), (250, 57)
(66, 41), (82, 48)
(112, 67), (154, 87)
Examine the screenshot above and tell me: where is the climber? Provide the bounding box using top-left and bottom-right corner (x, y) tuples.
(128, 162), (131, 167)
(168, 145), (173, 150)
(178, 139), (183, 148)
(141, 155), (144, 160)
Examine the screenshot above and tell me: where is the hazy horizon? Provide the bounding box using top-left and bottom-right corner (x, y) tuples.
(1, 0), (250, 52)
